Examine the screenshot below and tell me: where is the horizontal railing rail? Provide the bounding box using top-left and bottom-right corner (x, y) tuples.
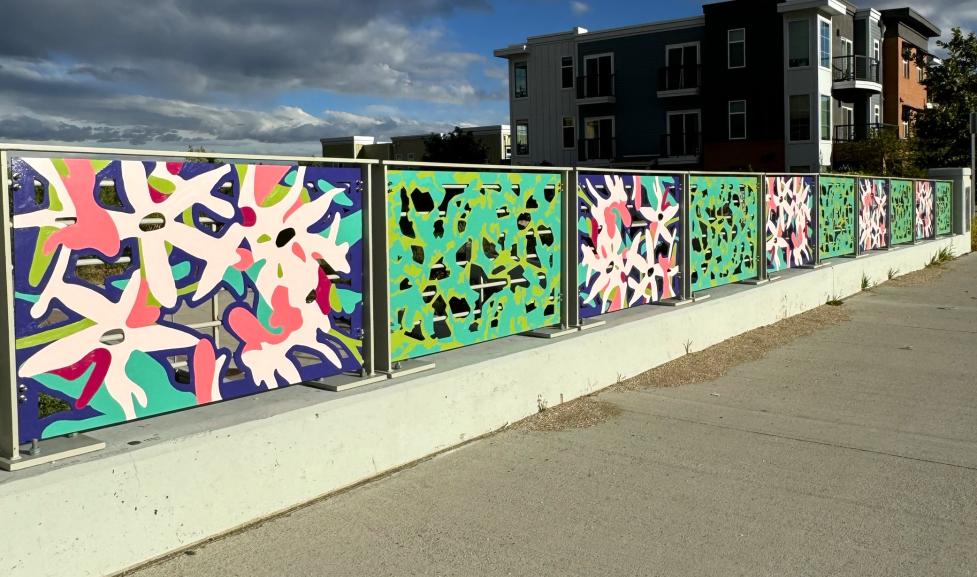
(657, 65), (701, 92)
(576, 74), (616, 99)
(832, 55), (880, 83)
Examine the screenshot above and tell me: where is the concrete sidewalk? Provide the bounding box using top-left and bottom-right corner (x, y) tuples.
(132, 255), (977, 577)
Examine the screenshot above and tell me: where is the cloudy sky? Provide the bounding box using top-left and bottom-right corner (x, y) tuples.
(0, 0), (971, 155)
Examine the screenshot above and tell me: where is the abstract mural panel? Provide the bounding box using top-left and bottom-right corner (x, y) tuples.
(935, 180), (952, 236)
(689, 175), (759, 291)
(11, 157), (364, 443)
(578, 173), (681, 318)
(818, 176), (856, 259)
(387, 170), (561, 361)
(890, 179), (914, 245)
(857, 178), (888, 252)
(915, 180), (935, 239)
(765, 176), (814, 273)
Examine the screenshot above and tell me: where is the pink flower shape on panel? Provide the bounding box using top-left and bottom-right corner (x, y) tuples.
(18, 251), (218, 419)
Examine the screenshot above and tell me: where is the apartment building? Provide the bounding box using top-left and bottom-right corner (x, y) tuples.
(880, 8), (940, 138)
(320, 125), (511, 164)
(494, 0), (938, 172)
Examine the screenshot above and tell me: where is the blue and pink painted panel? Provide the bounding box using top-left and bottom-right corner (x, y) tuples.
(11, 157), (364, 443)
(858, 178), (888, 252)
(578, 173), (682, 318)
(765, 175), (814, 272)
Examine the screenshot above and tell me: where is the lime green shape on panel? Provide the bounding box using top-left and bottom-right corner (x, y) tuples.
(818, 176), (856, 259)
(688, 175), (759, 291)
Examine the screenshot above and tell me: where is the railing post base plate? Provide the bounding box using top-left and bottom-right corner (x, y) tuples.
(0, 434), (105, 472)
(524, 326), (579, 339)
(649, 298), (694, 308)
(304, 372), (390, 393)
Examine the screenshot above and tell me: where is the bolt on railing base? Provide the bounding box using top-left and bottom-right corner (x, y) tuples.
(303, 372), (390, 393)
(381, 359), (436, 380)
(0, 434), (105, 472)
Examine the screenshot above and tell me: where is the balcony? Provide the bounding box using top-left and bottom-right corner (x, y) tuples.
(579, 137), (616, 162)
(832, 55), (882, 92)
(833, 123), (898, 142)
(657, 65), (701, 97)
(659, 132), (702, 163)
(576, 74), (616, 104)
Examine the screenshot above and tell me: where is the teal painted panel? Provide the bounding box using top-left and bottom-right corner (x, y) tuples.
(689, 175), (759, 291)
(890, 179), (914, 245)
(936, 181), (952, 235)
(818, 176), (856, 259)
(387, 170), (562, 361)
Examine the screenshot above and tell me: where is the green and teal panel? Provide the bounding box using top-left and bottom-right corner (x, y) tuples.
(818, 175), (856, 259)
(689, 175), (759, 291)
(387, 170), (562, 361)
(890, 179), (914, 245)
(935, 180), (952, 236)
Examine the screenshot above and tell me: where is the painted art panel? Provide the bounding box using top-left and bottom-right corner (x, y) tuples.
(890, 179), (914, 245)
(11, 157), (364, 443)
(578, 173), (681, 318)
(818, 176), (856, 259)
(935, 181), (952, 236)
(387, 170), (562, 361)
(915, 180), (935, 239)
(765, 175), (814, 273)
(689, 175), (759, 291)
(858, 178), (888, 252)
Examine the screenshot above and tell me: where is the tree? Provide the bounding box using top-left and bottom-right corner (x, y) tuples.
(832, 129), (925, 177)
(422, 127), (489, 164)
(915, 28), (977, 168)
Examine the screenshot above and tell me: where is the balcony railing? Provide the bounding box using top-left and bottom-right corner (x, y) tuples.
(833, 55), (880, 84)
(660, 132), (702, 158)
(833, 123), (899, 142)
(657, 65), (701, 92)
(579, 137), (616, 161)
(577, 74), (616, 100)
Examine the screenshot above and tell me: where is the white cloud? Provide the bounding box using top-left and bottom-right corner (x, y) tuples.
(570, 1), (590, 16)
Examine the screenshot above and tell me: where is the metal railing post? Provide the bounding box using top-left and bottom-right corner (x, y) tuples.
(682, 172), (693, 299)
(813, 174), (822, 266)
(885, 178), (893, 248)
(361, 164), (375, 376)
(854, 175), (862, 256)
(757, 173), (768, 281)
(0, 149), (20, 464)
(565, 168), (581, 328)
(370, 163), (392, 374)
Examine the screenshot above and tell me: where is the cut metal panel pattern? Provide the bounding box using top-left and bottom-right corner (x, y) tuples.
(11, 158), (364, 443)
(387, 170), (561, 361)
(890, 179), (914, 245)
(689, 175), (759, 291)
(915, 180), (935, 239)
(818, 175), (856, 259)
(765, 176), (814, 273)
(935, 181), (952, 236)
(858, 178), (888, 252)
(577, 173), (681, 318)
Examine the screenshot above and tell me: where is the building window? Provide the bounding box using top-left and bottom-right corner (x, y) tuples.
(406, 152), (416, 161)
(515, 121), (529, 155)
(728, 28), (745, 68)
(513, 61), (528, 98)
(583, 54), (614, 98)
(873, 104), (881, 125)
(561, 56), (574, 89)
(583, 117), (614, 160)
(666, 110), (700, 156)
(728, 100), (746, 139)
(562, 116), (575, 149)
(873, 39), (880, 63)
(788, 20), (810, 67)
(818, 18), (831, 68)
(789, 95), (811, 141)
(903, 45), (910, 78)
(840, 37), (853, 78)
(918, 60), (925, 83)
(820, 96), (831, 141)
(664, 43), (699, 90)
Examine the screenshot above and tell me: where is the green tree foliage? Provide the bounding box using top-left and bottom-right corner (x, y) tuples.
(832, 129), (925, 177)
(915, 28), (977, 168)
(422, 127), (489, 164)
